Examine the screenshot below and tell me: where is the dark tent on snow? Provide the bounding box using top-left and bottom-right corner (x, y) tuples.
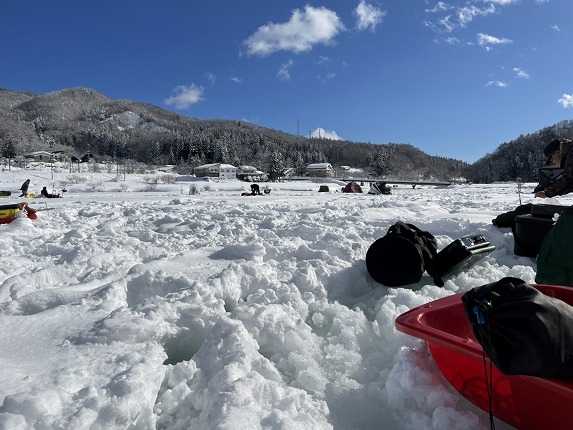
(342, 182), (363, 193)
(368, 181), (391, 195)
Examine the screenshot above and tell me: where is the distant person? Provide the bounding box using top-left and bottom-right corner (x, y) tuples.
(250, 184), (262, 195)
(533, 139), (562, 193)
(492, 138), (571, 228)
(41, 186), (60, 198)
(535, 138), (573, 198)
(18, 179), (30, 197)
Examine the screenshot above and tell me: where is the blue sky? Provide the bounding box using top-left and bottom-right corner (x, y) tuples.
(2, 0), (572, 162)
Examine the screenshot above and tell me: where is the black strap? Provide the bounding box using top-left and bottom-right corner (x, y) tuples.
(473, 300), (496, 430)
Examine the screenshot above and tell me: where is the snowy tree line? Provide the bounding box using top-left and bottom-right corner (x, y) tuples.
(0, 87), (571, 182)
(466, 120), (573, 183)
(1, 117), (468, 182)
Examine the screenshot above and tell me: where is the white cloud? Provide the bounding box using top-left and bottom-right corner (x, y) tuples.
(425, 1), (521, 34)
(277, 60), (294, 81)
(230, 76), (242, 83)
(242, 6), (344, 57)
(311, 127), (342, 140)
(317, 72), (336, 84)
(558, 94), (573, 108)
(205, 72), (216, 85)
(424, 16), (455, 33)
(485, 80), (509, 87)
(354, 1), (387, 32)
(164, 84), (205, 109)
(485, 0), (518, 5)
(457, 4), (495, 27)
(477, 33), (512, 50)
(316, 56), (332, 65)
(513, 67), (529, 79)
(425, 3), (496, 33)
(425, 2), (451, 13)
(444, 36), (461, 45)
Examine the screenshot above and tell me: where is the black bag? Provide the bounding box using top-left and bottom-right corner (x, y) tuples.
(462, 277), (573, 378)
(432, 234), (495, 287)
(513, 214), (555, 257)
(491, 203), (532, 228)
(530, 204), (570, 218)
(366, 222), (438, 286)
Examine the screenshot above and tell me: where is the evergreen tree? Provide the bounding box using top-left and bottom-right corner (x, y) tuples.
(268, 151), (285, 181)
(1, 137), (17, 159)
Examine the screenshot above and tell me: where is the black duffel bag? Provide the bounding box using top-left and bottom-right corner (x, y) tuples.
(366, 222), (438, 287)
(462, 277), (573, 378)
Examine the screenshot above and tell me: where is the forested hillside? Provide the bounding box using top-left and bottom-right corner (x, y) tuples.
(0, 87), (570, 182)
(467, 120), (573, 183)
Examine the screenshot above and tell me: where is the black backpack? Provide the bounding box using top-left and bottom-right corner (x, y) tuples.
(462, 277), (573, 378)
(366, 222), (438, 286)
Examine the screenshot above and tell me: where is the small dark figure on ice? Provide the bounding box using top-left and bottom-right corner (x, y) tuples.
(19, 179), (30, 197)
(41, 187), (60, 198)
(250, 184), (263, 195)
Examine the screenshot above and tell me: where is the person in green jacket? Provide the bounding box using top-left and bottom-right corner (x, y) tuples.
(536, 209), (573, 287)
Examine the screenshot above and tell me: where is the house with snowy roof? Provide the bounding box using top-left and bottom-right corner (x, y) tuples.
(236, 165), (267, 182)
(194, 163), (237, 179)
(306, 163), (334, 177)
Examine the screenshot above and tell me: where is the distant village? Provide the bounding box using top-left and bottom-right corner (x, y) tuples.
(2, 150), (366, 182)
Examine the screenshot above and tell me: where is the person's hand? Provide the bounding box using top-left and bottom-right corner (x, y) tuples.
(535, 191), (547, 198)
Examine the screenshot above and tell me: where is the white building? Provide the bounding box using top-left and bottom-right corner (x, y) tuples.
(236, 165), (267, 182)
(22, 151), (72, 162)
(194, 163), (237, 179)
(22, 151), (55, 162)
(342, 166), (364, 179)
(306, 163), (334, 178)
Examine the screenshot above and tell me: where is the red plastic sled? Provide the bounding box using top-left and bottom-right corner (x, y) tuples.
(395, 284), (573, 430)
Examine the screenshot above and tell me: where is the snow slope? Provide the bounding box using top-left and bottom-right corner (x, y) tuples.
(0, 165), (569, 429)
